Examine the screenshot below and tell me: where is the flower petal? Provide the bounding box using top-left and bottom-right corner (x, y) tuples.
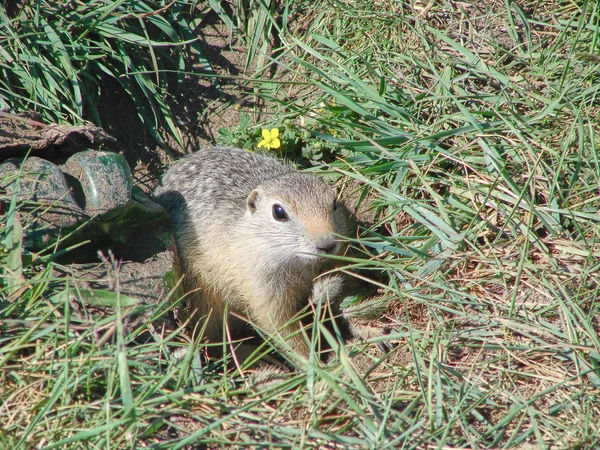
(262, 129), (270, 140)
(270, 128), (279, 138)
(271, 138), (281, 149)
(257, 140), (266, 148)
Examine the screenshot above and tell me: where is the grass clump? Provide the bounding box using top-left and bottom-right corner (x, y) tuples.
(2, 0), (600, 448)
(0, 0), (208, 147)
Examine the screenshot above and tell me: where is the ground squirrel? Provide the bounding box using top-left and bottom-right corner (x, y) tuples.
(155, 146), (353, 360)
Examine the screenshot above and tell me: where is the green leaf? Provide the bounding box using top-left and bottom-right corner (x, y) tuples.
(50, 288), (140, 307)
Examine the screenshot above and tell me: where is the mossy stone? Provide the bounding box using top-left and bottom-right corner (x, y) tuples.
(63, 150), (133, 215)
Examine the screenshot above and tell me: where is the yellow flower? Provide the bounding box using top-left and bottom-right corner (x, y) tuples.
(257, 128), (281, 150)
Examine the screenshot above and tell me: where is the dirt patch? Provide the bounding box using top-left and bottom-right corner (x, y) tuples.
(170, 20), (253, 148)
(67, 228), (175, 305)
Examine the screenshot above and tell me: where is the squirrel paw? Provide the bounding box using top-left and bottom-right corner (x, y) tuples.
(309, 274), (345, 306)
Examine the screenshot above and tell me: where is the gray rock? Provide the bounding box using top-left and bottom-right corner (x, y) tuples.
(62, 150), (132, 215)
(0, 157), (83, 231)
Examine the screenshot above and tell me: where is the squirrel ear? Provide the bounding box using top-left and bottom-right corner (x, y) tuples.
(247, 189), (259, 213)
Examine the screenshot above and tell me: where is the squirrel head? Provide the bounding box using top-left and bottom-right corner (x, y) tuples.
(243, 172), (350, 269)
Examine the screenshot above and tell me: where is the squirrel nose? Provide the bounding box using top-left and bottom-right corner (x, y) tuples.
(316, 235), (338, 254)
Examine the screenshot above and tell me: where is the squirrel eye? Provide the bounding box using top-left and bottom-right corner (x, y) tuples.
(272, 204), (289, 221)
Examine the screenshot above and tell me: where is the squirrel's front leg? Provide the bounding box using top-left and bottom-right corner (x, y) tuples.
(244, 275), (348, 363)
(245, 298), (311, 361)
(309, 274), (346, 307)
